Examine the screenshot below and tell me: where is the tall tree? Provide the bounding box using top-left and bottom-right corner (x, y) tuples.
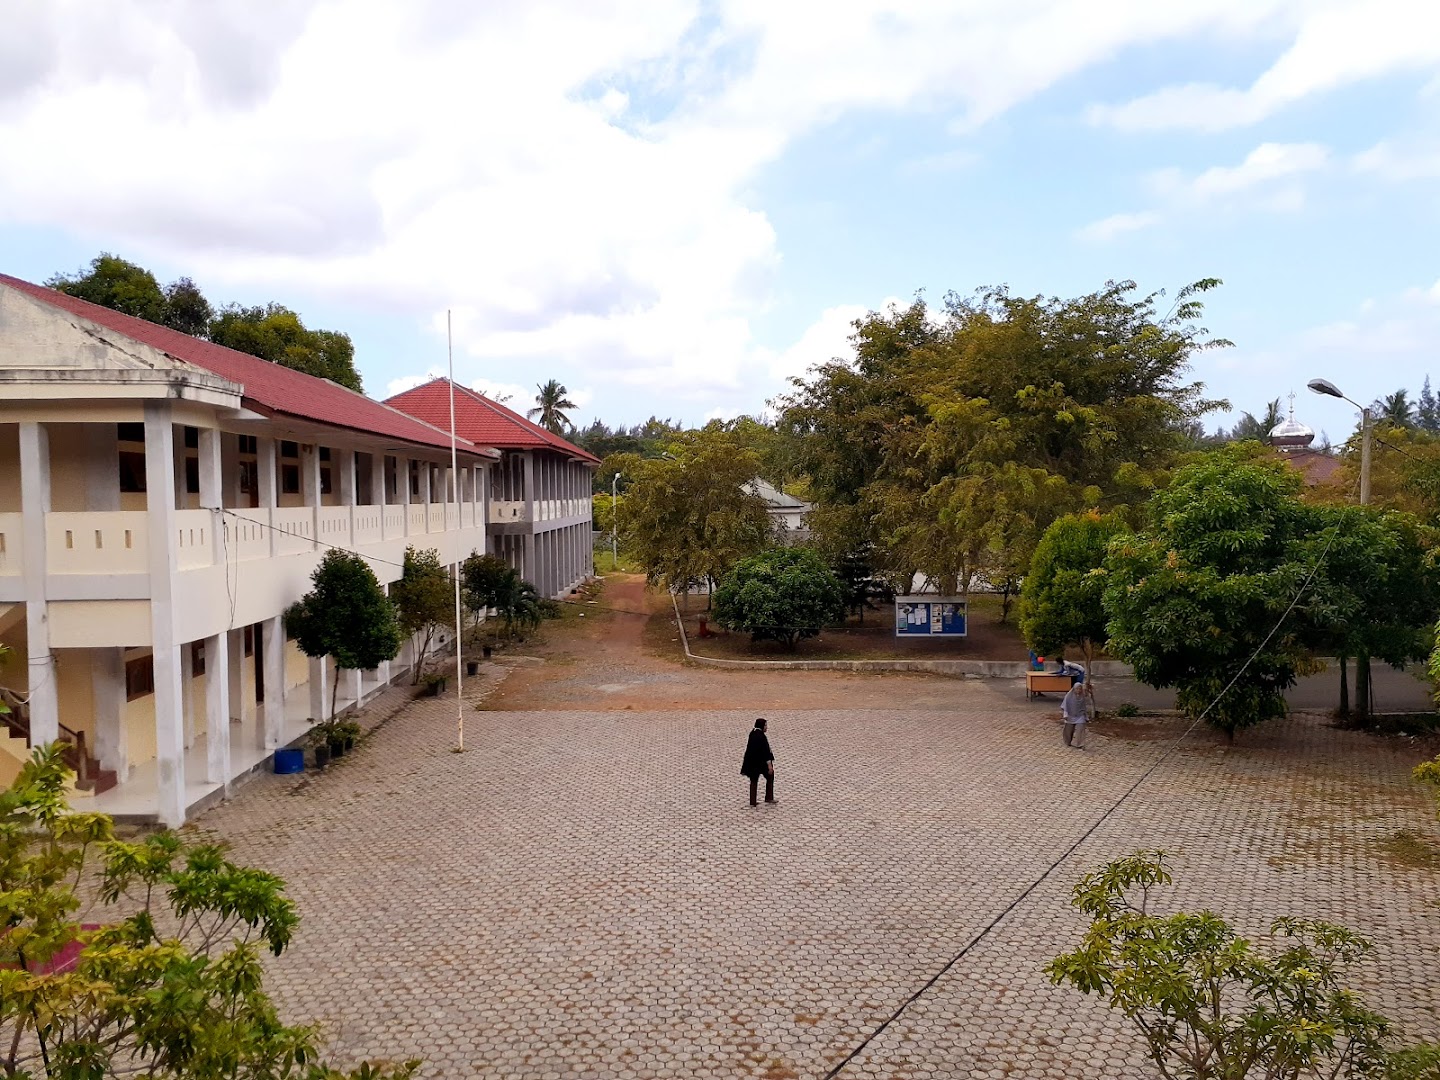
(778, 279), (1228, 597)
(1224, 397), (1283, 442)
(1373, 389), (1416, 429)
(390, 547), (456, 684)
(47, 253), (215, 332)
(285, 550), (402, 718)
(620, 425), (773, 596)
(1419, 377), (1439, 432)
(210, 303), (363, 393)
(528, 379), (578, 434)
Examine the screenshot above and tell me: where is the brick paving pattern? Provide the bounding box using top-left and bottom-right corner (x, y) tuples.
(195, 694), (1440, 1078)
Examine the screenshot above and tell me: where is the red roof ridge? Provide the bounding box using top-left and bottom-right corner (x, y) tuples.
(0, 273), (496, 458)
(386, 377), (599, 464)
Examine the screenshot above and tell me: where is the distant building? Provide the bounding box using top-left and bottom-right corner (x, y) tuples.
(748, 478), (812, 543)
(385, 379), (598, 597)
(1268, 396), (1341, 486)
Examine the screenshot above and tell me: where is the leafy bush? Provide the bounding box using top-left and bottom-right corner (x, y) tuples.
(0, 745), (418, 1079)
(1114, 702), (1139, 717)
(713, 547), (845, 650)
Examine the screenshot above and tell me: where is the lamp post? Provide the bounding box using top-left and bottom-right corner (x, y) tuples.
(1307, 378), (1371, 505)
(611, 471), (621, 568)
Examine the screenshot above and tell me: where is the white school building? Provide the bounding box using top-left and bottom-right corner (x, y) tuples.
(0, 273), (503, 825)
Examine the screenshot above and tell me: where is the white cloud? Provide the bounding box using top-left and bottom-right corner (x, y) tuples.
(1075, 210), (1161, 243)
(760, 301), (885, 384)
(0, 0), (1418, 407)
(1090, 0), (1440, 133)
(384, 370), (442, 398)
(1190, 142), (1328, 197)
(1355, 138), (1440, 181)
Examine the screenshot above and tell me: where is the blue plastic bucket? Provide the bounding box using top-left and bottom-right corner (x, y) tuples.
(273, 748), (305, 774)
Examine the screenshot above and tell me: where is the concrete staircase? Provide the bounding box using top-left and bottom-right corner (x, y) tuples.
(0, 693), (116, 795)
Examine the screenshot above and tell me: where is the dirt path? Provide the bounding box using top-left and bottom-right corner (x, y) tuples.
(482, 573), (1013, 713)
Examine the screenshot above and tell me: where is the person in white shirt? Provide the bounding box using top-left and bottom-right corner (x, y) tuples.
(1060, 681), (1093, 749)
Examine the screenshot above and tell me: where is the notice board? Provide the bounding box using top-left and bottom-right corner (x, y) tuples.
(894, 596), (968, 637)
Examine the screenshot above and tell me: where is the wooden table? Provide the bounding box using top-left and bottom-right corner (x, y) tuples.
(1025, 671), (1074, 699)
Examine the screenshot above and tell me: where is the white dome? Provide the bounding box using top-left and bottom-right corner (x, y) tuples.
(1269, 396), (1315, 449)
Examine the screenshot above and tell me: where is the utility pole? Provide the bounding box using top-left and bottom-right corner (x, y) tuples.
(611, 471), (621, 568)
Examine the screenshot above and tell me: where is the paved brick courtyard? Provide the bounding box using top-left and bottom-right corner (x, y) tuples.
(195, 688), (1440, 1079)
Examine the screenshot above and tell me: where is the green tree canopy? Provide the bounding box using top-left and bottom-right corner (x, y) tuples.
(461, 552), (515, 619)
(390, 547), (456, 684)
(777, 279), (1228, 596)
(47, 253), (214, 335)
(713, 547), (846, 650)
(0, 745), (418, 1080)
(619, 425), (773, 594)
(210, 303), (363, 392)
(1102, 453), (1316, 738)
(1020, 511), (1128, 667)
(285, 550), (401, 718)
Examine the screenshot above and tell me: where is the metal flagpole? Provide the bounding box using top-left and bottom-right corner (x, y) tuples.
(448, 310), (465, 752)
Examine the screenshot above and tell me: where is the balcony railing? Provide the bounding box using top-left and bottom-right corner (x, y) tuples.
(5, 501), (486, 580)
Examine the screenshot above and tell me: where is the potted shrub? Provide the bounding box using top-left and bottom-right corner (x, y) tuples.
(422, 672), (448, 697)
(335, 720), (361, 752)
(307, 727), (331, 770)
(324, 721), (346, 759)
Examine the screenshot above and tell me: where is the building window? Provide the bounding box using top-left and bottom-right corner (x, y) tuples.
(410, 463), (420, 497)
(280, 464), (300, 495)
(183, 426), (199, 449)
(238, 434), (258, 454)
(117, 422), (145, 444)
(280, 440), (299, 460)
(125, 655), (155, 701)
(238, 459), (258, 494)
(190, 640), (206, 676)
(185, 457), (200, 494)
(243, 626), (254, 657)
(320, 467), (333, 495)
(118, 451), (147, 493)
(319, 446), (331, 462)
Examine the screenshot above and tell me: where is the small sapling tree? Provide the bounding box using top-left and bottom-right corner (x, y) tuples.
(391, 546), (456, 683)
(285, 549), (402, 718)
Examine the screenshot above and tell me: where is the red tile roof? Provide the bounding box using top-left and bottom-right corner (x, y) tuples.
(384, 378), (599, 464)
(1278, 447), (1343, 486)
(0, 274), (495, 458)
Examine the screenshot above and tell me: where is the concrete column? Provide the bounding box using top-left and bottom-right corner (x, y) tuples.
(18, 422), (58, 746)
(419, 460), (432, 506)
(84, 425), (120, 511)
(302, 445), (321, 549)
(180, 642), (195, 749)
(199, 428), (224, 567)
(144, 403), (186, 827)
(347, 667), (363, 711)
(258, 436), (277, 556)
(262, 615), (285, 749)
(308, 655), (329, 722)
(227, 628), (246, 723)
(340, 448), (357, 505)
(398, 455), (411, 536)
(91, 647), (127, 777)
(371, 454), (387, 506)
(204, 632), (230, 786)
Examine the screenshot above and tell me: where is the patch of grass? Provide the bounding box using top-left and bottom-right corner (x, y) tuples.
(1375, 829), (1440, 869)
(1114, 701), (1140, 717)
(594, 549), (641, 574)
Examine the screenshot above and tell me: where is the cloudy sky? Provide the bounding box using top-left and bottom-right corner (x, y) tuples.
(2, 0), (1438, 438)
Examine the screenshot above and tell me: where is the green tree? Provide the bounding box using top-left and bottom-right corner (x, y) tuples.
(1102, 453), (1314, 739)
(48, 253), (214, 334)
(1048, 851), (1434, 1080)
(461, 552), (516, 624)
(713, 547), (846, 650)
(0, 744), (418, 1080)
(491, 573), (546, 640)
(620, 425), (773, 597)
(1224, 397), (1283, 442)
(1020, 511), (1127, 673)
(210, 303), (363, 393)
(390, 547), (455, 684)
(777, 280), (1227, 598)
(285, 550), (402, 719)
(1373, 389), (1417, 430)
(527, 379), (578, 434)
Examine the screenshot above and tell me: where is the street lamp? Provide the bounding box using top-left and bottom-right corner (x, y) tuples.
(611, 470), (621, 568)
(1307, 378), (1371, 505)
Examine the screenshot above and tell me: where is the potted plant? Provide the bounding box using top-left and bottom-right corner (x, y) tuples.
(323, 720), (346, 758)
(335, 720), (361, 752)
(307, 726), (331, 770)
(422, 671), (448, 697)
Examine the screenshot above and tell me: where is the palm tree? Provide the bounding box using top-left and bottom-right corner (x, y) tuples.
(1227, 398), (1282, 442)
(527, 379), (577, 434)
(1373, 389), (1416, 429)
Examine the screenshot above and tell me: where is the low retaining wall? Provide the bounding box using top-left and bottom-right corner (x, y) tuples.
(669, 596), (1132, 678)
